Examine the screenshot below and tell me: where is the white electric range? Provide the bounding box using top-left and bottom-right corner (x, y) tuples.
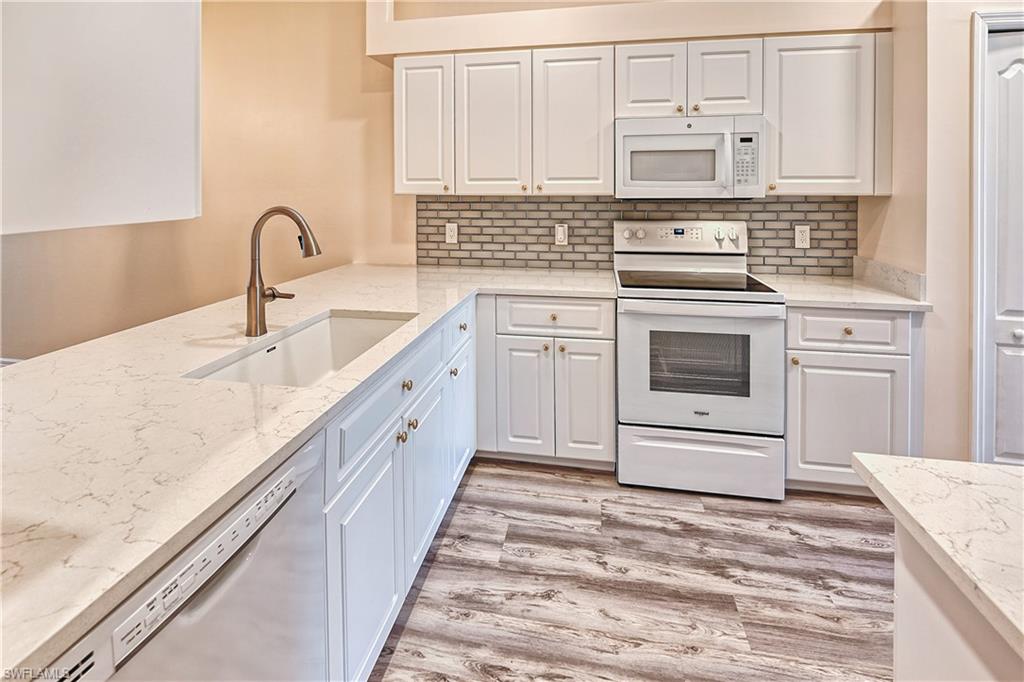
(614, 220), (787, 500)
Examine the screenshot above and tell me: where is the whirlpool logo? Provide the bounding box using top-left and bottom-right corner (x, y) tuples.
(693, 410), (710, 417)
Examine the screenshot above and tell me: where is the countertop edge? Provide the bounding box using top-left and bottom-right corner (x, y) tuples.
(784, 299), (933, 313)
(851, 455), (1024, 659)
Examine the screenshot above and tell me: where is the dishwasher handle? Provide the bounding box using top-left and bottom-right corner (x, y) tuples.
(618, 298), (786, 320)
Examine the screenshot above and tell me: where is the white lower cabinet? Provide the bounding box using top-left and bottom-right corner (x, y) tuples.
(402, 372), (450, 586)
(496, 332), (616, 461)
(786, 349), (910, 487)
(325, 418), (406, 682)
(449, 340), (477, 486)
(555, 338), (616, 462)
(496, 335), (556, 456)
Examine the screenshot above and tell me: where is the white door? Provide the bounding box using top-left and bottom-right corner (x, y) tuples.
(455, 51), (532, 195)
(393, 55), (454, 195)
(403, 374), (449, 585)
(325, 418), (405, 682)
(764, 34), (875, 195)
(496, 335), (555, 456)
(787, 350), (910, 487)
(615, 42), (687, 118)
(449, 339), (477, 488)
(978, 30), (1024, 465)
(687, 38), (764, 116)
(533, 46), (615, 195)
(554, 338), (615, 461)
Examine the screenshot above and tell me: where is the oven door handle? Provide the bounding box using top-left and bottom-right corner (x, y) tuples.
(617, 299), (786, 320)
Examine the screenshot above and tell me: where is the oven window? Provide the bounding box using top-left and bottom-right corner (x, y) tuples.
(649, 331), (750, 397)
(630, 149), (716, 182)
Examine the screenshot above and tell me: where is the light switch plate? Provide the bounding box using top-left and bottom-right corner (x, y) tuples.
(794, 224), (811, 249)
(445, 222), (458, 244)
(554, 223), (569, 246)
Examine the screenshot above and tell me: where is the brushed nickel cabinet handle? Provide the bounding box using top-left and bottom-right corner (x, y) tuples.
(401, 379), (414, 391)
(408, 418), (419, 431)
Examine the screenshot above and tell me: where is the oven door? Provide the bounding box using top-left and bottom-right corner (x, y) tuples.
(617, 298), (785, 435)
(615, 117), (733, 198)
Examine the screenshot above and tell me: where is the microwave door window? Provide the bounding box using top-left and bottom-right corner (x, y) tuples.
(649, 331), (751, 397)
(630, 149), (716, 182)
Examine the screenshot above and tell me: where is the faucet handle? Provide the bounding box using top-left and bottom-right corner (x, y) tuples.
(265, 286), (295, 301)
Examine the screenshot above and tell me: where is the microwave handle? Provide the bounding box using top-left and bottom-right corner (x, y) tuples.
(618, 298), (786, 320)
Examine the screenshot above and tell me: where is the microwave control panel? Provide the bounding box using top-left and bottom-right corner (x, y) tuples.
(734, 133), (759, 187)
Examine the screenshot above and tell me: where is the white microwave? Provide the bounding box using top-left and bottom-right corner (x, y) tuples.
(615, 115), (766, 199)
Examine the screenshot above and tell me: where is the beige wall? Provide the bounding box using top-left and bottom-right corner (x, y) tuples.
(0, 1), (414, 360)
(857, 0), (928, 273)
(393, 0), (650, 21)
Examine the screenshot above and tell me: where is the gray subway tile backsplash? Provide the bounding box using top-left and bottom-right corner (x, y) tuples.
(416, 195), (857, 275)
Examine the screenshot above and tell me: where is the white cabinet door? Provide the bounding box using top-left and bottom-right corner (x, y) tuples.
(455, 51), (532, 195)
(614, 42), (687, 118)
(403, 373), (449, 586)
(614, 42), (688, 117)
(533, 46), (614, 195)
(687, 38), (763, 116)
(554, 338), (615, 461)
(449, 339), (477, 489)
(496, 335), (555, 456)
(394, 55), (454, 195)
(787, 350), (910, 487)
(764, 34), (875, 195)
(325, 418), (405, 682)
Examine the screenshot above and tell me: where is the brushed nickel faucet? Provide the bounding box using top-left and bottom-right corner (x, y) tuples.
(246, 206), (322, 337)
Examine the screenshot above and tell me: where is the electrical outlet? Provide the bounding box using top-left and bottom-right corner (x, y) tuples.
(554, 223), (569, 246)
(445, 222), (458, 244)
(794, 224), (811, 249)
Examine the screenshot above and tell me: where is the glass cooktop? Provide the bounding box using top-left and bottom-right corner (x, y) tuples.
(617, 270), (778, 293)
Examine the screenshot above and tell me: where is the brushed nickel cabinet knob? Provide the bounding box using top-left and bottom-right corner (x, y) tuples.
(791, 357), (800, 366)
(396, 431), (408, 444)
(768, 183), (777, 191)
(549, 313), (558, 321)
(559, 345), (566, 353)
(542, 343), (550, 352)
(843, 326), (854, 336)
(536, 184), (543, 192)
(443, 184), (449, 192)
(408, 418), (419, 430)
(450, 367), (459, 377)
(692, 103), (701, 112)
(459, 322), (468, 332)
(401, 379), (414, 391)
(676, 104), (684, 113)
(521, 184), (528, 192)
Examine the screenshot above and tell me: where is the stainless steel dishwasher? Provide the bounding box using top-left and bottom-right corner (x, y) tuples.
(46, 432), (327, 682)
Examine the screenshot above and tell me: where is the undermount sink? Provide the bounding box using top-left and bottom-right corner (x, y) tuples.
(187, 310), (417, 387)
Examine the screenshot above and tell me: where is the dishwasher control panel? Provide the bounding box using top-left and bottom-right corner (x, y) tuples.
(110, 466), (296, 664)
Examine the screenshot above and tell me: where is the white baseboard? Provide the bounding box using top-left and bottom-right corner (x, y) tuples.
(474, 450), (616, 472)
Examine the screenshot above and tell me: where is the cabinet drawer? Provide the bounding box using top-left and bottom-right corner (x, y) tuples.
(787, 307), (910, 355)
(496, 296), (615, 339)
(445, 298), (475, 356)
(325, 328), (444, 498)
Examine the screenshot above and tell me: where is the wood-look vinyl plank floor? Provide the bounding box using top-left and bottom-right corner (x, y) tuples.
(371, 459), (894, 681)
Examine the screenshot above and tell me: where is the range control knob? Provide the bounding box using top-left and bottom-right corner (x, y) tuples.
(622, 229), (634, 239)
(715, 226), (725, 241)
(728, 226), (738, 241)
(635, 228), (647, 239)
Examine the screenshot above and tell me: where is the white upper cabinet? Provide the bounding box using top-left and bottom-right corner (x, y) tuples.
(686, 38), (763, 116)
(533, 46), (615, 195)
(764, 33), (876, 195)
(394, 55), (454, 195)
(615, 42), (688, 118)
(455, 51), (532, 195)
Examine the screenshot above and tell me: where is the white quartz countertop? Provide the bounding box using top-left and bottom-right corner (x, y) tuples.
(0, 264), (615, 672)
(761, 275), (932, 312)
(853, 453), (1024, 658)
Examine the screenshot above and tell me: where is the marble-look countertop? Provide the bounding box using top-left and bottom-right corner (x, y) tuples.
(853, 453), (1023, 658)
(0, 264), (615, 672)
(760, 275), (932, 312)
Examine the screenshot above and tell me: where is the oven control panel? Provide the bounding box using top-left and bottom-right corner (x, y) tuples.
(615, 220), (747, 254)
